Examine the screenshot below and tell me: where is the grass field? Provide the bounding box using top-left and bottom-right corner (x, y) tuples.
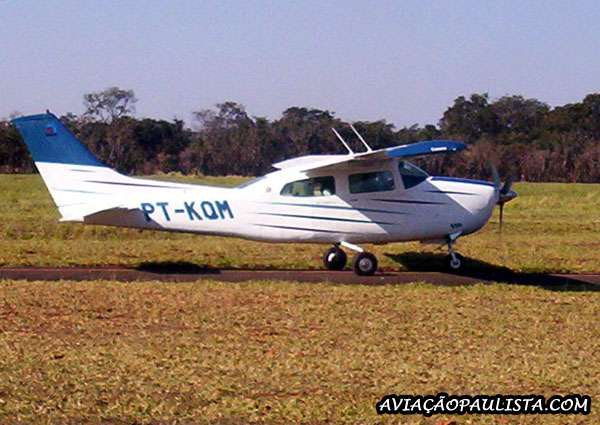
(1, 174), (599, 424)
(1, 174), (600, 273)
(1, 279), (598, 424)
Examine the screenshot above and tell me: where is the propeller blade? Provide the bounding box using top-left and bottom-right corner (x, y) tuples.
(491, 165), (501, 188)
(501, 177), (514, 195)
(492, 169), (516, 242)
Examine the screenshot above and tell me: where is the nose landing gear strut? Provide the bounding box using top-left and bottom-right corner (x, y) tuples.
(443, 232), (466, 272)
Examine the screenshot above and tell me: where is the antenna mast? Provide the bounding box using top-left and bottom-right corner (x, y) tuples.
(331, 128), (354, 154)
(350, 124), (373, 152)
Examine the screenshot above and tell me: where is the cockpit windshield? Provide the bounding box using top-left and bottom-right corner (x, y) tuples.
(398, 161), (429, 189)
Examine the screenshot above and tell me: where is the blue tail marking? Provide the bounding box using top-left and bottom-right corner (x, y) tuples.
(11, 113), (105, 167)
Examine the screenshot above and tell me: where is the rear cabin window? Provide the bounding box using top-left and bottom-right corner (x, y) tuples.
(398, 161), (429, 189)
(280, 176), (335, 197)
(348, 171), (395, 194)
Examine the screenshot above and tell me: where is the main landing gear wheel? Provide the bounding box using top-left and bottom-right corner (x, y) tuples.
(444, 253), (466, 272)
(352, 252), (378, 276)
(323, 246), (347, 271)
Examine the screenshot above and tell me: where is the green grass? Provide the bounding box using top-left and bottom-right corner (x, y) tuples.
(1, 176), (598, 424)
(1, 279), (598, 424)
(1, 174), (600, 272)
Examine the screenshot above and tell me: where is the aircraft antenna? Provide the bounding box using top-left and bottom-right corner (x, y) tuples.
(331, 128), (354, 154)
(350, 124), (373, 152)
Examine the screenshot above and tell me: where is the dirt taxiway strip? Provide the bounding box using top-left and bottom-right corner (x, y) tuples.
(1, 266), (599, 288)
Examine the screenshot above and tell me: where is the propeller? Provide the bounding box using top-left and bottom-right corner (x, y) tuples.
(491, 166), (518, 232)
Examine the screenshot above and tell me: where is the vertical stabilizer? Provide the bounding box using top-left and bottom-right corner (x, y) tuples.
(11, 113), (105, 167)
(11, 113), (127, 219)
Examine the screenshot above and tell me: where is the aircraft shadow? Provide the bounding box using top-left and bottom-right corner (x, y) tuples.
(134, 262), (319, 274)
(385, 252), (600, 292)
(135, 261), (221, 275)
(132, 257), (599, 292)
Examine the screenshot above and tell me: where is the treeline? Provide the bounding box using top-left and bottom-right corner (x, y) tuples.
(3, 90), (600, 182)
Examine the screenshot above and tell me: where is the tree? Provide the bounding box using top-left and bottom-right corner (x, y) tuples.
(83, 87), (137, 123)
(133, 118), (191, 173)
(193, 101), (252, 130)
(489, 95), (549, 143)
(272, 107), (342, 159)
(440, 93), (497, 140)
(0, 119), (34, 172)
(350, 120), (396, 151)
(192, 102), (261, 175)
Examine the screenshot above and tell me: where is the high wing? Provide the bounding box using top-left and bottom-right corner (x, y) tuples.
(273, 140), (467, 173)
(386, 140), (466, 158)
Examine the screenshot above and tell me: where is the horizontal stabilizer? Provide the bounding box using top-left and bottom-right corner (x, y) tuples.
(59, 201), (138, 222)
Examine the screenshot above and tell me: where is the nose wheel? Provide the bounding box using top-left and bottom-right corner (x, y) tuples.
(444, 252), (465, 272)
(444, 232), (466, 272)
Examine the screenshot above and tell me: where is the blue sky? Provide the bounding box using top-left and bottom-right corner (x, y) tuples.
(2, 1), (600, 128)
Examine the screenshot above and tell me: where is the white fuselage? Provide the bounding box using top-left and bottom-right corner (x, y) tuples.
(50, 158), (498, 245)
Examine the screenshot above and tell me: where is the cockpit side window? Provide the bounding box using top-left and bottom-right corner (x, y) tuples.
(280, 176), (335, 197)
(348, 170), (395, 194)
(398, 161), (429, 189)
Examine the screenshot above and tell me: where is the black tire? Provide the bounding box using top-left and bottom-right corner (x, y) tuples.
(444, 253), (466, 272)
(323, 247), (347, 271)
(352, 252), (378, 276)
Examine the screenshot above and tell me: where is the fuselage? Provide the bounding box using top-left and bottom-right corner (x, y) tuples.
(12, 112), (507, 275)
(77, 157), (498, 245)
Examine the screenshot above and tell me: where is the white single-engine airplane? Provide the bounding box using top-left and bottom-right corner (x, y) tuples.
(13, 113), (517, 275)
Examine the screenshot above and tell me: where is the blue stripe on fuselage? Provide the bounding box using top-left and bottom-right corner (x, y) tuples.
(258, 201), (408, 215)
(256, 212), (397, 226)
(430, 177), (496, 188)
